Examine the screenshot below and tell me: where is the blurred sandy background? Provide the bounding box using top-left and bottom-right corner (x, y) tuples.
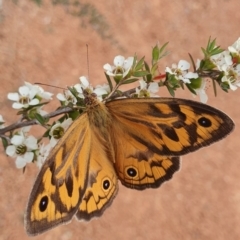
(1, 0), (240, 239)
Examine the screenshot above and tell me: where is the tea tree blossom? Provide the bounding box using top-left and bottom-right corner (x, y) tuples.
(74, 76), (109, 101)
(103, 55), (134, 78)
(135, 79), (159, 97)
(165, 60), (198, 83)
(6, 128), (38, 168)
(49, 118), (73, 147)
(7, 82), (53, 109)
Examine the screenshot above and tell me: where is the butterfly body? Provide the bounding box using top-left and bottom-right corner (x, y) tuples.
(25, 96), (234, 235)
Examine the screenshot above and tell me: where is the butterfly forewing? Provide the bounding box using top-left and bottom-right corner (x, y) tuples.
(25, 114), (93, 235)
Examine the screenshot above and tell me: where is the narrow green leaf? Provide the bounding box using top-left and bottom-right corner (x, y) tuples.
(122, 78), (139, 85)
(152, 45), (160, 64)
(144, 61), (150, 72)
(186, 83), (197, 95)
(158, 42), (169, 58)
(166, 85), (175, 97)
(104, 72), (113, 91)
(135, 56), (145, 71)
(146, 73), (152, 82)
(35, 113), (47, 125)
(1, 137), (8, 150)
(133, 71), (149, 77)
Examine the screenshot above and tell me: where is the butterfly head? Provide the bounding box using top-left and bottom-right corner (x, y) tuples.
(83, 90), (99, 108)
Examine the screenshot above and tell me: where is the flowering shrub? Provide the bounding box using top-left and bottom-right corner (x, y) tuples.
(0, 37), (239, 170)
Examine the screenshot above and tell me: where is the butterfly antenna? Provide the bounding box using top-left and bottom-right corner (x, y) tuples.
(34, 82), (67, 90)
(86, 44), (90, 80)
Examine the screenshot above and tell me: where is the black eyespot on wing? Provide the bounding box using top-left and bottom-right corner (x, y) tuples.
(39, 196), (48, 212)
(198, 117), (212, 127)
(126, 167), (138, 178)
(102, 178), (110, 190)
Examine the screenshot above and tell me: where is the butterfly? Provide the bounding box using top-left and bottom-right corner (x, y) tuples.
(25, 92), (234, 235)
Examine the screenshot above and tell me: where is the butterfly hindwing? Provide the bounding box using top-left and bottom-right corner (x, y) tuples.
(106, 98), (234, 189)
(76, 127), (118, 221)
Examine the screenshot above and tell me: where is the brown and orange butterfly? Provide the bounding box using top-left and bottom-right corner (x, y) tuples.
(25, 93), (234, 235)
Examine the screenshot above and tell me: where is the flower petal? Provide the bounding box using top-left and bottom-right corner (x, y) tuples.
(148, 82), (159, 93)
(29, 98), (40, 106)
(123, 57), (134, 69)
(114, 55), (125, 66)
(24, 152), (34, 163)
(184, 72), (198, 79)
(15, 156), (27, 168)
(139, 79), (147, 89)
(11, 135), (24, 145)
(8, 92), (20, 101)
(178, 60), (190, 71)
(79, 76), (89, 88)
(25, 136), (38, 150)
(93, 88), (107, 96)
(57, 93), (66, 101)
(103, 63), (113, 72)
(19, 86), (30, 96)
(6, 145), (16, 156)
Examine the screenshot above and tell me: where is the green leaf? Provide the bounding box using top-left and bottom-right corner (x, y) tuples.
(144, 61), (150, 72)
(42, 129), (51, 138)
(104, 72), (113, 91)
(200, 59), (216, 70)
(132, 71), (149, 77)
(69, 110), (80, 120)
(186, 83), (197, 95)
(152, 42), (169, 65)
(188, 78), (202, 89)
(135, 56), (145, 71)
(166, 85), (175, 97)
(122, 78), (139, 85)
(146, 73), (152, 82)
(34, 113), (47, 125)
(1, 137), (8, 150)
(158, 42), (169, 58)
(152, 45), (160, 65)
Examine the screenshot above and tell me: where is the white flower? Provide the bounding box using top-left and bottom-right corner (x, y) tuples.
(8, 85), (40, 109)
(135, 80), (159, 97)
(7, 82), (53, 109)
(222, 76), (240, 91)
(74, 76), (109, 101)
(103, 55), (134, 78)
(57, 89), (77, 105)
(228, 37), (240, 55)
(194, 79), (208, 103)
(0, 115), (5, 129)
(36, 143), (52, 169)
(24, 81), (53, 100)
(6, 128), (38, 169)
(210, 51), (233, 70)
(220, 64), (240, 91)
(49, 118), (73, 147)
(165, 60), (198, 84)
